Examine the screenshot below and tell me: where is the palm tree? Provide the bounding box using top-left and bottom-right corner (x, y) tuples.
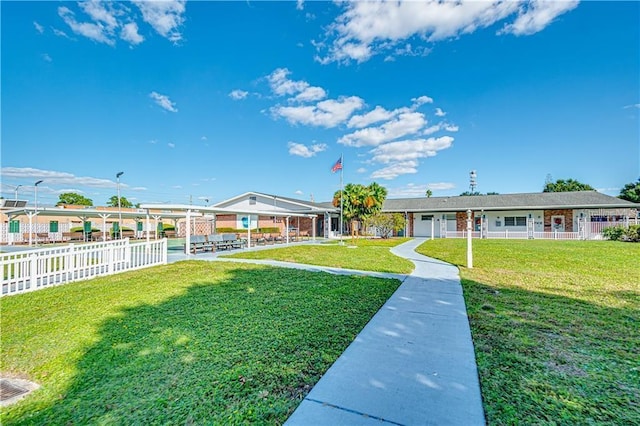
(333, 182), (388, 235)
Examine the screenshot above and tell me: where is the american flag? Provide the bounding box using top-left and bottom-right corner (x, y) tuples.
(331, 156), (343, 173)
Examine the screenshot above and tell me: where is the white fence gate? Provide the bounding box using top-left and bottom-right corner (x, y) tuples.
(1, 238), (167, 297)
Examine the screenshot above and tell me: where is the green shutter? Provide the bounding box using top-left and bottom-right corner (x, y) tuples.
(137, 222), (143, 231)
(49, 221), (59, 232)
(112, 222), (120, 232)
(83, 221), (92, 233)
(157, 222), (164, 232)
(9, 220), (20, 233)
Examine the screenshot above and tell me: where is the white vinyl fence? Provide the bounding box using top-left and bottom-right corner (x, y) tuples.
(1, 238), (167, 297)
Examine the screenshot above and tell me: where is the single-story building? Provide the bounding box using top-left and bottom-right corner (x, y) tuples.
(2, 190), (637, 244)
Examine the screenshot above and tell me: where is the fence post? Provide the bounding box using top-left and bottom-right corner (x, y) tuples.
(29, 253), (38, 292)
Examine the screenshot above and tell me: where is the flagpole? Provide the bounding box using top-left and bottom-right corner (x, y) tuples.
(339, 153), (344, 245)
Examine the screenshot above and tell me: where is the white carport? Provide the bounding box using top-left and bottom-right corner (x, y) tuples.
(139, 204), (319, 255)
(3, 206), (187, 246)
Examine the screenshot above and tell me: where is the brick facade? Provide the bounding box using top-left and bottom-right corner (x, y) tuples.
(543, 209), (573, 231)
(456, 211), (475, 231)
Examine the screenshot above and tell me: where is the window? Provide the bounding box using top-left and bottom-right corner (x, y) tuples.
(249, 196), (256, 205)
(421, 215), (433, 221)
(504, 216), (526, 226)
(49, 221), (59, 232)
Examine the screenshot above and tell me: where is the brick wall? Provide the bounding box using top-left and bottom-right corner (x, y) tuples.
(456, 211), (475, 231)
(544, 209), (573, 231)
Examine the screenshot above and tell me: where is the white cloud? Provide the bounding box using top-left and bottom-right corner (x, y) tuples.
(288, 142), (328, 158)
(34, 21), (44, 34)
(121, 22), (144, 45)
(41, 53), (53, 62)
(297, 0), (305, 11)
(167, 142), (175, 148)
(623, 103), (640, 109)
(272, 96), (364, 128)
(370, 136), (454, 164)
(58, 6), (115, 46)
(267, 68), (326, 102)
(201, 136), (207, 141)
(53, 28), (70, 38)
(435, 107), (446, 117)
(340, 111), (426, 147)
(294, 86), (327, 102)
(444, 124), (459, 132)
(0, 167), (122, 188)
(79, 0), (118, 31)
(150, 91), (178, 112)
(357, 167), (367, 173)
(500, 0), (579, 36)
(229, 89), (249, 100)
(134, 0), (186, 44)
(317, 0), (578, 64)
(57, 1), (186, 46)
(412, 95), (434, 106)
(370, 161), (419, 180)
(348, 106), (395, 128)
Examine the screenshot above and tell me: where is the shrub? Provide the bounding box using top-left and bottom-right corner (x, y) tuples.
(602, 226), (625, 241)
(623, 224), (640, 242)
(602, 225), (640, 242)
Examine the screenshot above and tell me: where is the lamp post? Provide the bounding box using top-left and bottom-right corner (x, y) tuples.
(33, 180), (43, 246)
(466, 209), (473, 269)
(14, 185), (22, 201)
(116, 172), (124, 239)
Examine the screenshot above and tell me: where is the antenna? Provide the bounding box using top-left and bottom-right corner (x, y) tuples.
(469, 170), (477, 193)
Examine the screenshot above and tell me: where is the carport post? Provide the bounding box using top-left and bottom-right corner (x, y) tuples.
(184, 210), (191, 255)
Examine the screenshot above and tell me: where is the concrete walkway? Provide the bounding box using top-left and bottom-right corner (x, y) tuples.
(169, 238), (485, 425)
(284, 238), (485, 425)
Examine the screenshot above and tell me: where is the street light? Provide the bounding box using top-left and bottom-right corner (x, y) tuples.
(33, 180), (43, 246)
(14, 184), (22, 201)
(116, 172), (124, 239)
(466, 209), (473, 269)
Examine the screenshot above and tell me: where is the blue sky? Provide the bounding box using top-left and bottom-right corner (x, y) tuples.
(1, 0), (638, 207)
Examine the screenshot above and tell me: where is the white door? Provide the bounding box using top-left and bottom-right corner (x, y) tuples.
(551, 215), (565, 232)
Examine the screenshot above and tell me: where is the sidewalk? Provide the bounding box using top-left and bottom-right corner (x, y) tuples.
(284, 238), (485, 425)
(168, 238), (485, 424)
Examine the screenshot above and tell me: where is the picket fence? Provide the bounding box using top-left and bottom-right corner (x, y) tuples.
(1, 238), (167, 297)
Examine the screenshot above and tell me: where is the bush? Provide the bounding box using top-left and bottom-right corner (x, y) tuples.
(70, 226), (100, 233)
(624, 224), (640, 242)
(602, 225), (640, 242)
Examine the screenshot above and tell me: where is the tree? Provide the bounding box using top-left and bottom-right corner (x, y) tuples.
(107, 195), (133, 208)
(332, 182), (388, 224)
(619, 178), (640, 203)
(543, 178), (595, 192)
(367, 213), (406, 238)
(57, 192), (93, 206)
(425, 189), (433, 198)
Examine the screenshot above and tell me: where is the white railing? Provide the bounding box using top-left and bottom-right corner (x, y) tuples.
(1, 238), (167, 297)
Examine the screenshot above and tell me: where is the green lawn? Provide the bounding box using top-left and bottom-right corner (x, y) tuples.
(223, 237), (414, 274)
(1, 261), (400, 424)
(416, 239), (640, 425)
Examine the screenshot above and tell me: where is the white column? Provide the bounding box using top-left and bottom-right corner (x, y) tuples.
(312, 215), (316, 241)
(466, 210), (473, 269)
(184, 210), (191, 255)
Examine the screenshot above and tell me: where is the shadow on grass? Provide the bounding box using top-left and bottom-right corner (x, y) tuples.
(461, 278), (639, 424)
(3, 265), (398, 425)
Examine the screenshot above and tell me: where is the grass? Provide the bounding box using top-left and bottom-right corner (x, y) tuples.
(223, 237), (414, 274)
(1, 261), (400, 424)
(415, 239), (640, 425)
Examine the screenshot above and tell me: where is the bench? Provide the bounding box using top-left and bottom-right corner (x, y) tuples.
(189, 235), (209, 253)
